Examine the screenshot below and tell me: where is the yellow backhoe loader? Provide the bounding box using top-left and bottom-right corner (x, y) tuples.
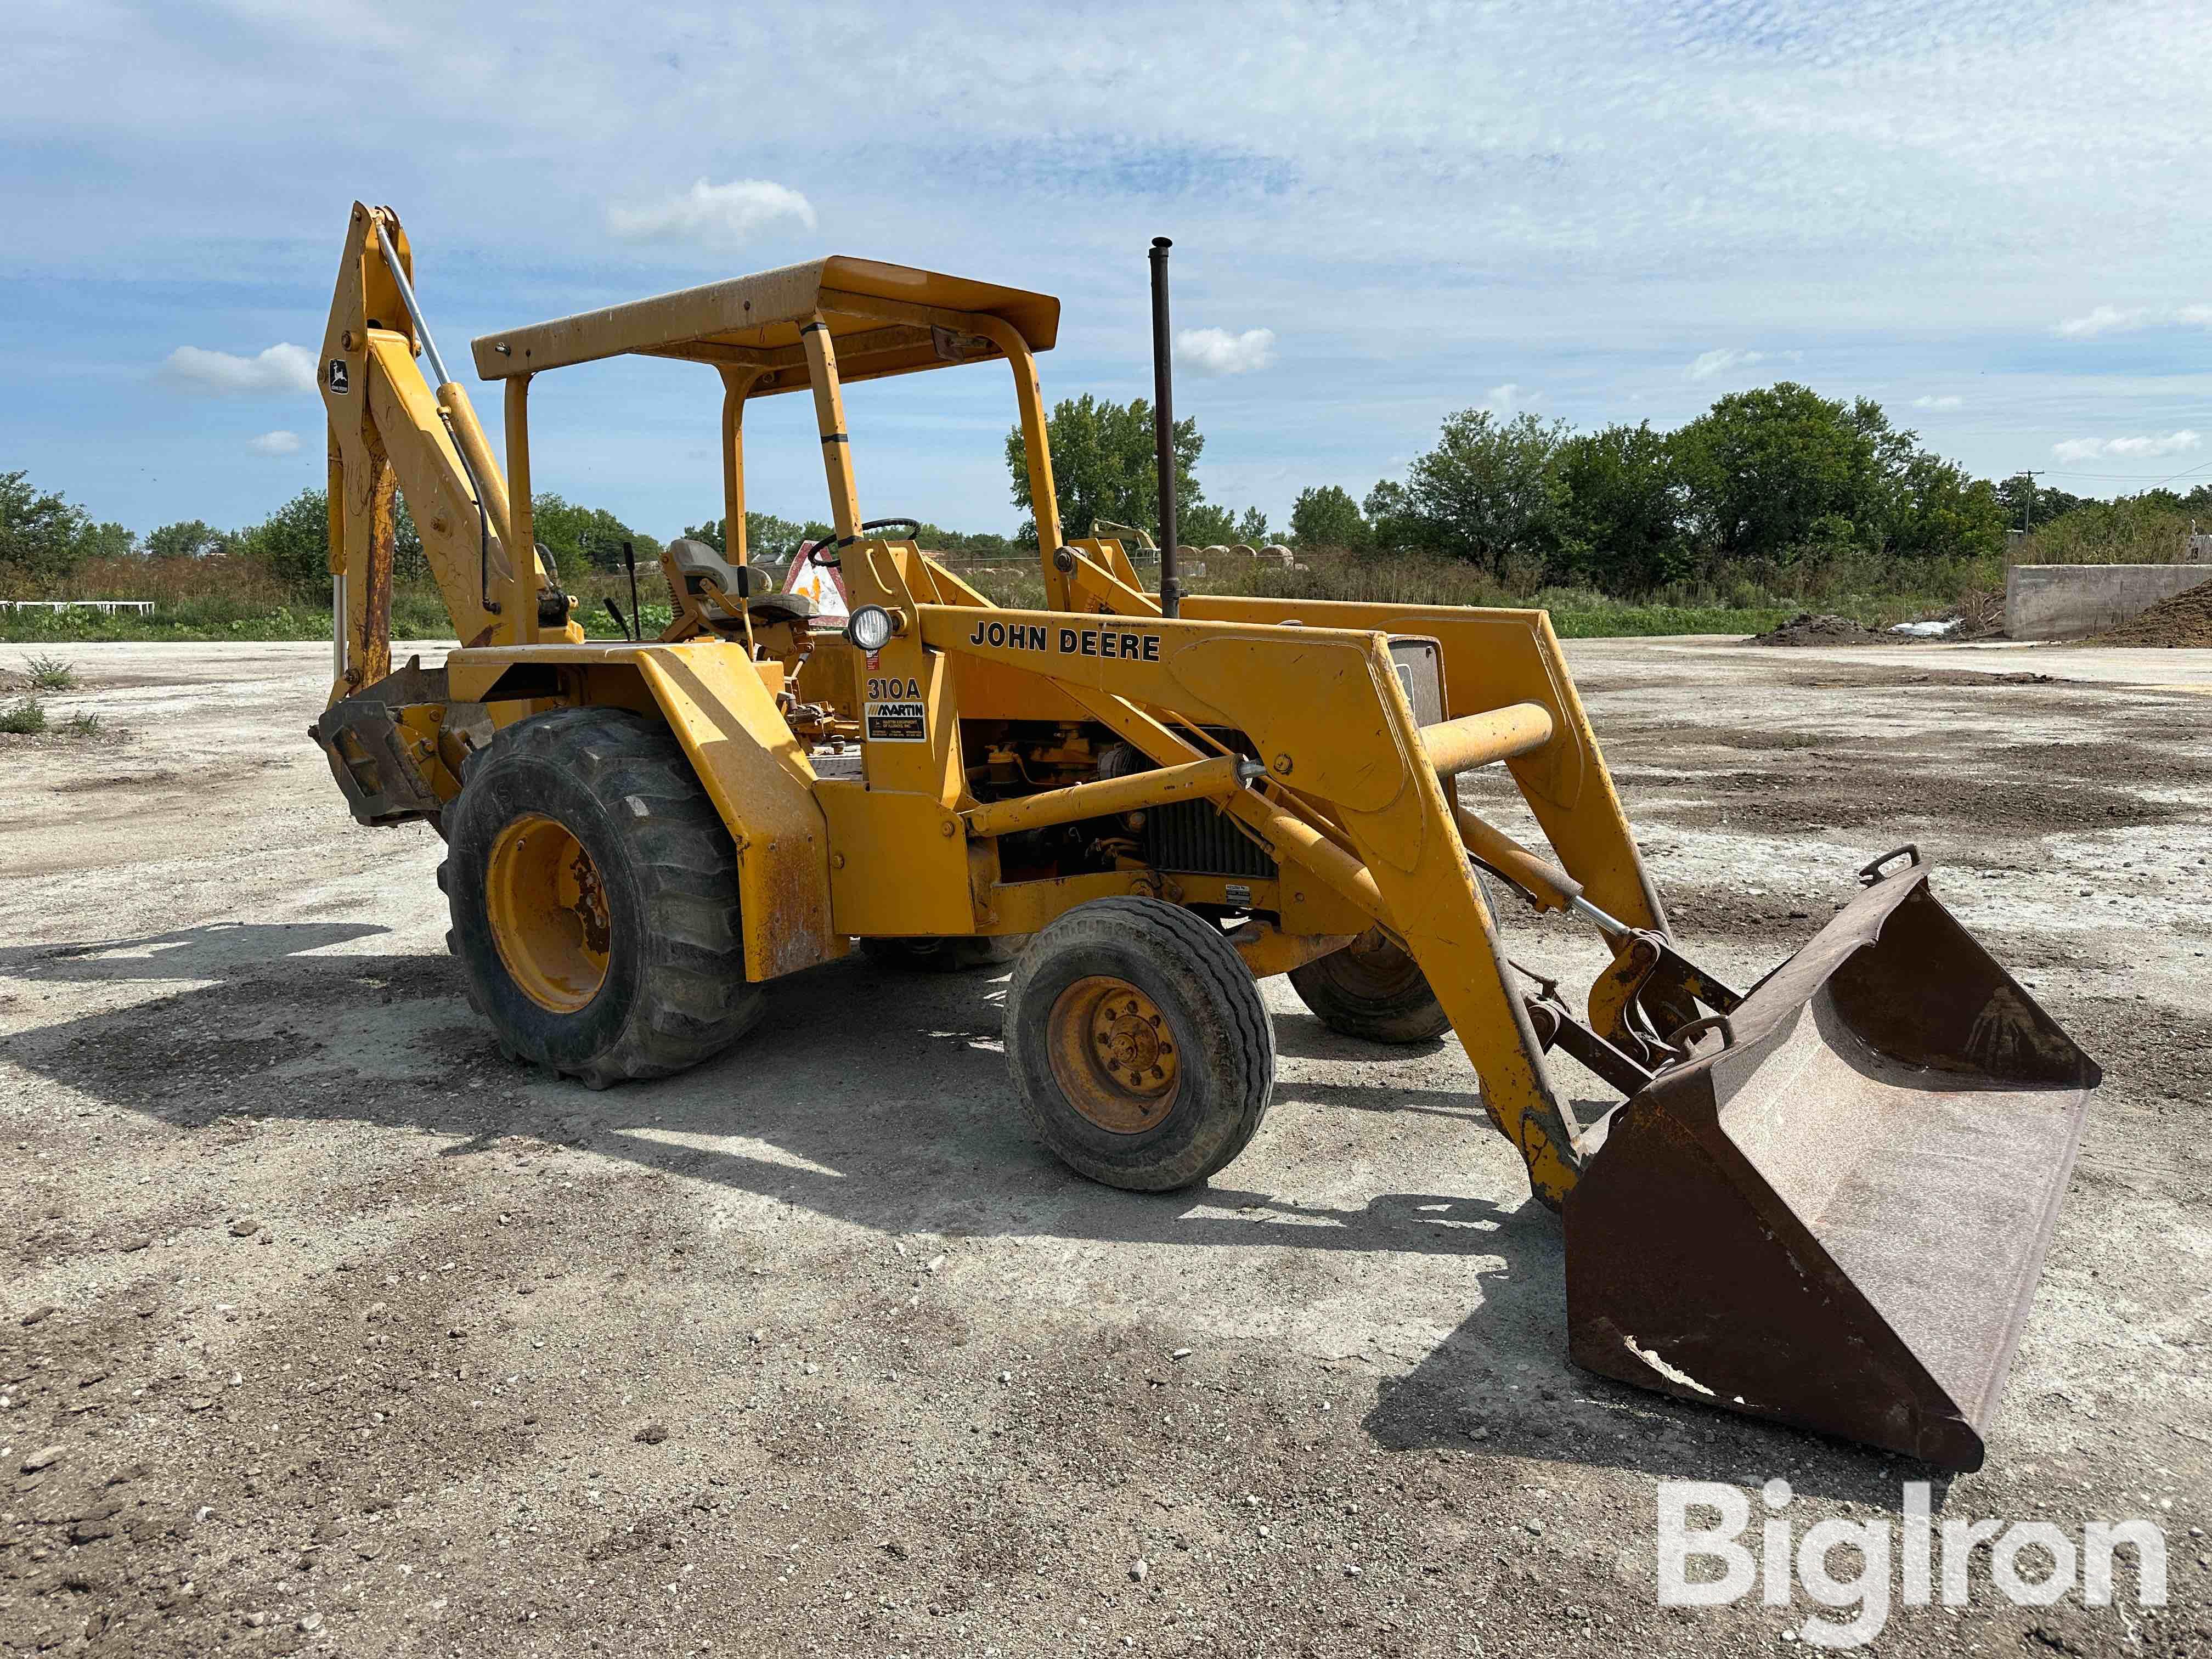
(309, 204), (2098, 1471)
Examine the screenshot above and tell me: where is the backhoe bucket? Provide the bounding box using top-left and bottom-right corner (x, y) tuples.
(1564, 861), (2098, 1470)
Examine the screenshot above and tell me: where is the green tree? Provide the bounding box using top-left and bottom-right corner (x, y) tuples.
(1370, 409), (1575, 578)
(1889, 456), (2007, 560)
(1993, 475), (2089, 533)
(1178, 503), (1239, 545)
(238, 487), (330, 590)
(1555, 422), (1690, 591)
(1289, 484), (1370, 550)
(1005, 394), (1205, 545)
(75, 521), (139, 561)
(393, 497), (430, 584)
(1672, 383), (1897, 563)
(914, 523), (1018, 557)
(145, 520), (227, 560)
(529, 494), (661, 574)
(683, 513), (812, 563)
(0, 469), (89, 580)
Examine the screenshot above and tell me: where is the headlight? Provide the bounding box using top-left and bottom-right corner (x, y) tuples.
(848, 605), (897, 652)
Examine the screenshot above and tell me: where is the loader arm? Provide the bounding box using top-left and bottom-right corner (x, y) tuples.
(909, 600), (1592, 1204)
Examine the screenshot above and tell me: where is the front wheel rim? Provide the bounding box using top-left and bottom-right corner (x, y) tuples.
(1047, 975), (1182, 1133)
(485, 814), (612, 1013)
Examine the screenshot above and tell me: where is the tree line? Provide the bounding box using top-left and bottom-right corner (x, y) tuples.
(9, 377), (2207, 601)
(1281, 385), (2154, 594)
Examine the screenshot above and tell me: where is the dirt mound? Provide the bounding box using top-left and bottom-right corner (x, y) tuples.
(1743, 611), (1881, 647)
(2089, 574), (2212, 647)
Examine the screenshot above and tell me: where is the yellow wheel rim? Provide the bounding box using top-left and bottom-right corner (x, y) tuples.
(1047, 975), (1180, 1134)
(485, 814), (611, 1014)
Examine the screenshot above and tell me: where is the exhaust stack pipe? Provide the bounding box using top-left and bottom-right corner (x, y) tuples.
(1148, 236), (1180, 618)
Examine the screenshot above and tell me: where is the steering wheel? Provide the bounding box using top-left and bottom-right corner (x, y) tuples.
(816, 518), (922, 567)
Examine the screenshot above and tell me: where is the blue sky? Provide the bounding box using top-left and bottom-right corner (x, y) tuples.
(4, 0), (2209, 541)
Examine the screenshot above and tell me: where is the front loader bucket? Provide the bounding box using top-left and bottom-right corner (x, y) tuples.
(1564, 861), (2098, 1470)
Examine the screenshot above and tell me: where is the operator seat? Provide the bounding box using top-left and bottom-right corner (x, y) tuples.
(665, 537), (820, 628)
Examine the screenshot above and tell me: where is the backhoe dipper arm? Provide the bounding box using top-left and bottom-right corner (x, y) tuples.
(317, 202), (570, 701)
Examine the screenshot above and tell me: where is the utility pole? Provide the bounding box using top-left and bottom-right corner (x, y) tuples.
(2015, 469), (2042, 537)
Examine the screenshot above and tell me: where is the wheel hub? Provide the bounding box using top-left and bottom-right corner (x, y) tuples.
(485, 813), (612, 1013)
(1047, 975), (1180, 1133)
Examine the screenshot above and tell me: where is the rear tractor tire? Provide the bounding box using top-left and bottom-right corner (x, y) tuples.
(1288, 926), (1451, 1044)
(1005, 898), (1274, 1192)
(441, 706), (763, 1087)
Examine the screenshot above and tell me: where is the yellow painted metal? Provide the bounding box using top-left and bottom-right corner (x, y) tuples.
(919, 604), (1589, 1204)
(800, 318), (863, 546)
(718, 369), (762, 569)
(437, 381), (513, 558)
(1452, 804), (1583, 915)
(467, 256), (1058, 388)
(485, 812), (611, 1013)
(814, 780), (979, 937)
(1224, 921), (1358, 979)
(1183, 596), (1666, 934)
(318, 205), (578, 685)
(1588, 932), (1663, 1048)
(447, 641), (842, 982)
(1048, 977), (1181, 1132)
(1421, 704), (1553, 775)
(316, 208), (1680, 1208)
(503, 376), (536, 647)
(1064, 544), (1161, 618)
(962, 754), (1243, 840)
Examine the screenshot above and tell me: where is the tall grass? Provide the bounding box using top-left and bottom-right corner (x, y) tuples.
(1, 534), (2030, 645)
(2011, 499), (2200, 565)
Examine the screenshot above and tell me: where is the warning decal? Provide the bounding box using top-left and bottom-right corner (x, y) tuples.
(865, 700), (927, 743)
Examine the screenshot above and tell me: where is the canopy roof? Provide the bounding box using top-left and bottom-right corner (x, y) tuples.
(469, 256), (1058, 395)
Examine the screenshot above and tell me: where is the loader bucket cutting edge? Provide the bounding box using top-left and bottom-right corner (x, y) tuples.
(1563, 862), (2098, 1470)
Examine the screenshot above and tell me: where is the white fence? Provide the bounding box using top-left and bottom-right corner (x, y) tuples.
(0, 600), (155, 615)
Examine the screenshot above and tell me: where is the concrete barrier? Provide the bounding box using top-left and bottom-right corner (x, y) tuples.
(2005, 563), (2210, 640)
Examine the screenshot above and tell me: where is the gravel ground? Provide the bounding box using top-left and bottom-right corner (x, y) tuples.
(1, 637), (2207, 1658)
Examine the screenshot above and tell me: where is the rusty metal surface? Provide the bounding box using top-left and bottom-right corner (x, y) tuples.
(308, 659), (458, 828)
(1563, 863), (2098, 1469)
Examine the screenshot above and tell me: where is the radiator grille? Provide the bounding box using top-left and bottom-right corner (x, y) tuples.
(1143, 799), (1278, 878)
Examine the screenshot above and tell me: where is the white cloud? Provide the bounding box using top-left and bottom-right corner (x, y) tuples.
(2055, 304), (2155, 338)
(1480, 382), (1522, 415)
(1912, 394), (1963, 409)
(1175, 326), (1277, 376)
(2055, 303), (2212, 337)
(247, 430), (301, 455)
(2051, 431), (2200, 463)
(161, 342), (316, 396)
(1686, 348), (1764, 382)
(606, 178), (816, 247)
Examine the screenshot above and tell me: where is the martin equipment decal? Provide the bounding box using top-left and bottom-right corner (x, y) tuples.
(326, 358), (350, 395)
(964, 618), (1163, 662)
(864, 682), (927, 743)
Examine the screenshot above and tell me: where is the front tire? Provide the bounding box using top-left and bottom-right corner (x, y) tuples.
(1005, 898), (1274, 1191)
(443, 706), (763, 1087)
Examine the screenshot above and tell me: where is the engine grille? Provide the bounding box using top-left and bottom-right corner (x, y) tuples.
(1142, 799), (1278, 878)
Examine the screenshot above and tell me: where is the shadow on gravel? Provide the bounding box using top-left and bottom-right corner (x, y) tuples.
(1, 925), (1516, 1268)
(0, 922), (1955, 1503)
(1361, 1208), (1960, 1508)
